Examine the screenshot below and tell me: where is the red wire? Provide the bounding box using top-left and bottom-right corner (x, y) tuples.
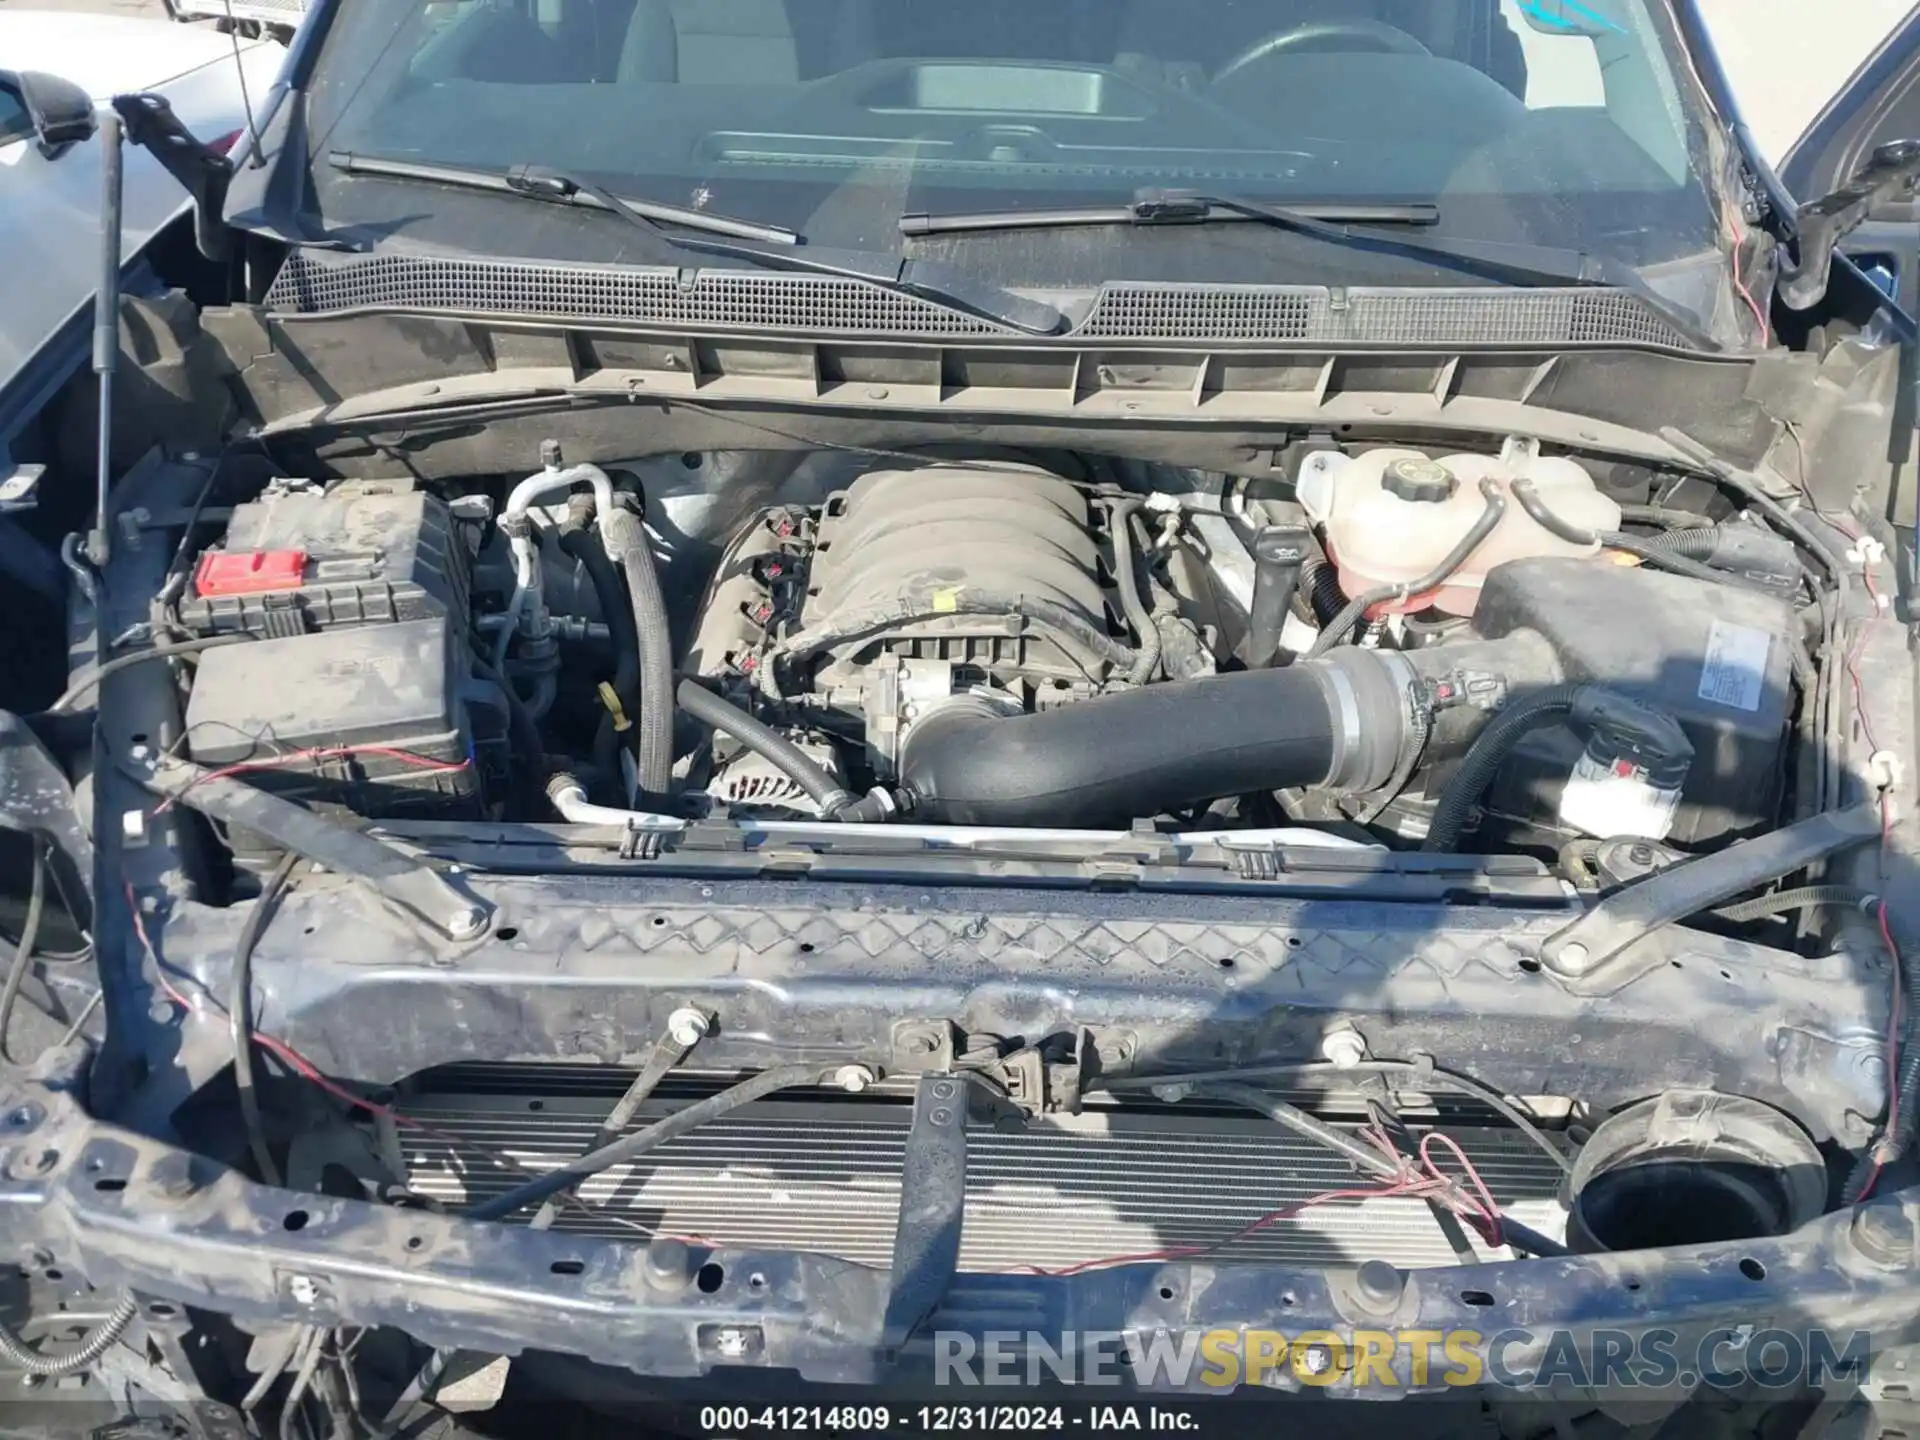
(155, 744), (469, 813)
(1725, 203), (1770, 344)
(1027, 1126), (1514, 1276)
(1418, 1130), (1503, 1247)
(1027, 1184), (1420, 1278)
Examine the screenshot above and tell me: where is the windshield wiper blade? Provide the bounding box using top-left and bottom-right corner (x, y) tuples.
(329, 151), (801, 244)
(902, 194), (1441, 235)
(905, 187), (1715, 348)
(326, 153), (1065, 335)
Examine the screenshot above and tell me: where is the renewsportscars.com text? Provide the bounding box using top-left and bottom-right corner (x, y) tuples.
(933, 1326), (1874, 1391)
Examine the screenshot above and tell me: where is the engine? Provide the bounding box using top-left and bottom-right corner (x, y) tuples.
(682, 464), (1210, 810)
(166, 439), (1809, 857)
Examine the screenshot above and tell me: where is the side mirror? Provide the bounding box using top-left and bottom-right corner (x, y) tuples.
(0, 68), (97, 159)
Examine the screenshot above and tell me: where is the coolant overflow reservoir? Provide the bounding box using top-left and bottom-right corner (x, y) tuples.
(1297, 446), (1621, 617)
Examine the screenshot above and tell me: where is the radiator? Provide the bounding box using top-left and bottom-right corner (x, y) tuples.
(395, 1065), (1571, 1272)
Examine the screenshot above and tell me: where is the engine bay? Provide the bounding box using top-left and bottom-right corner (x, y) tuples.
(164, 435), (1813, 873)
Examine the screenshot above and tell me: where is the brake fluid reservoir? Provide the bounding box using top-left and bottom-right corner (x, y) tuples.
(1297, 445), (1621, 617)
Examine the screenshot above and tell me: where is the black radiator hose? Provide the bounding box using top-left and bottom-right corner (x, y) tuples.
(898, 650), (1411, 827)
(600, 507), (676, 797)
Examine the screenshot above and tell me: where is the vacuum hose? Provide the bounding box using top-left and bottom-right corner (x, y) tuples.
(898, 650), (1412, 827)
(1509, 478), (1794, 595)
(1105, 498), (1163, 687)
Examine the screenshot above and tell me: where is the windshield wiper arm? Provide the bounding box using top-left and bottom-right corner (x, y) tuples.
(905, 188), (1715, 348)
(326, 153), (1065, 335)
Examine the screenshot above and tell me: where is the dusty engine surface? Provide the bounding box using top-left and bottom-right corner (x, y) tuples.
(685, 464), (1183, 788)
(158, 438), (1810, 853)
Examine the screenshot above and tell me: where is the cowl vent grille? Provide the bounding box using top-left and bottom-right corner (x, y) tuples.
(264, 251), (1703, 350)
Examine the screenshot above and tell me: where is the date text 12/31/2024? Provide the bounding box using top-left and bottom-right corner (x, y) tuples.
(700, 1406), (1201, 1432)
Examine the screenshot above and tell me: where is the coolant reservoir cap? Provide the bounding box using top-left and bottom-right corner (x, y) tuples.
(1381, 457), (1457, 504)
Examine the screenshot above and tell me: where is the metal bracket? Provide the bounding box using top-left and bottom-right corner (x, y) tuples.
(1778, 138), (1920, 310)
(110, 93), (234, 261)
(880, 1074), (968, 1352)
(0, 464), (43, 513)
(133, 756), (494, 941)
(995, 1029), (1090, 1116)
(1539, 804), (1883, 991)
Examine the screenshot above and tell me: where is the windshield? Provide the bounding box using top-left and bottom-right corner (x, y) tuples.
(305, 0), (1734, 289)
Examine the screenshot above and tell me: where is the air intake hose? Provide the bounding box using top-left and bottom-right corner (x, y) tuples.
(898, 650), (1413, 827)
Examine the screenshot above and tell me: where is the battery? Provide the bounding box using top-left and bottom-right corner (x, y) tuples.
(184, 619), (479, 818)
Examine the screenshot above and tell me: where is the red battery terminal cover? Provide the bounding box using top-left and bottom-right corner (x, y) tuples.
(194, 549), (308, 597)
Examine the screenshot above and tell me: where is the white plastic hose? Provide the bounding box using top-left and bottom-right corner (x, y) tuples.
(543, 778), (1373, 852)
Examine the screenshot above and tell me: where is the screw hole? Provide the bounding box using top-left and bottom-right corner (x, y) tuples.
(550, 1259), (585, 1276)
(798, 942), (815, 954)
(748, 1272), (767, 1290)
(652, 916), (669, 927)
(43, 1269), (62, 1281)
(697, 1262), (726, 1293)
(146, 1302), (177, 1318)
(1285, 936), (1302, 949)
(405, 1236), (425, 1252)
(1719, 969), (1732, 980)
(1157, 1284), (1176, 1301)
(1460, 1289), (1495, 1307)
(1279, 1290), (1297, 1307)
(1624, 1278), (1641, 1292)
(283, 1210), (309, 1231)
(527, 1099), (545, 1111)
(1217, 956), (1235, 970)
(93, 1178), (126, 1193)
(1739, 1257), (1767, 1281)
(496, 926), (520, 941)
(1517, 957), (1542, 974)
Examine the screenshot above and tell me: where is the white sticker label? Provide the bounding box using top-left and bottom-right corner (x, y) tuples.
(1698, 620), (1771, 713)
(1559, 750), (1682, 841)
